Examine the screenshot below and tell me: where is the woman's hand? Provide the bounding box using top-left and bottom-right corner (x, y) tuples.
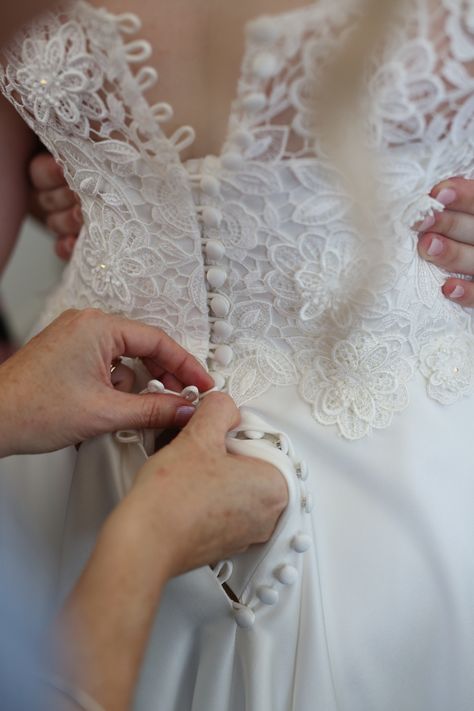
(117, 391), (289, 579)
(417, 177), (474, 306)
(29, 151), (82, 260)
(58, 392), (287, 710)
(0, 308), (214, 457)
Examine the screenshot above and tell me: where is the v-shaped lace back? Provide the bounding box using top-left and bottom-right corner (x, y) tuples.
(1, 0), (473, 439)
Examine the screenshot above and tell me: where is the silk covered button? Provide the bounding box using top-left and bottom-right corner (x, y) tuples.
(291, 533), (312, 553)
(296, 461), (309, 481)
(242, 92), (266, 112)
(257, 585), (279, 606)
(202, 206), (223, 228)
(221, 152), (244, 171)
(234, 606), (255, 629)
(210, 294), (231, 318)
(214, 345), (234, 367)
(252, 52), (279, 79)
(248, 17), (279, 43)
(205, 239), (226, 261)
(207, 267), (227, 289)
(213, 320), (233, 339)
(244, 430), (265, 440)
(275, 565), (298, 586)
(200, 175), (221, 197)
(211, 372), (227, 390)
(232, 129), (254, 149)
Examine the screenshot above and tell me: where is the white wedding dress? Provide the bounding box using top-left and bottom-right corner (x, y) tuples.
(1, 1), (474, 709)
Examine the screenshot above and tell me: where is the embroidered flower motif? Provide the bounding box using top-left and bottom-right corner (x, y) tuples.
(13, 22), (105, 135)
(81, 210), (160, 305)
(269, 231), (393, 332)
(419, 334), (474, 405)
(369, 40), (444, 145)
(299, 333), (413, 439)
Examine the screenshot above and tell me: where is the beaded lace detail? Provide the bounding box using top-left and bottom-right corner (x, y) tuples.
(1, 0), (473, 439)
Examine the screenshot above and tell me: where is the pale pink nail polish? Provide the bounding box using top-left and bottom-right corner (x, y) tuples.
(418, 215), (435, 232)
(427, 236), (444, 257)
(448, 285), (465, 299)
(436, 188), (457, 206)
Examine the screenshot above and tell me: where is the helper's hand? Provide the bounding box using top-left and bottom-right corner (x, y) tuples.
(29, 151), (82, 261)
(417, 178), (474, 306)
(0, 309), (214, 457)
(105, 392), (289, 580)
(57, 393), (287, 710)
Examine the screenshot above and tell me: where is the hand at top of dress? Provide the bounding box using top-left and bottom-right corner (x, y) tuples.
(417, 177), (474, 308)
(29, 151), (82, 261)
(0, 308), (214, 457)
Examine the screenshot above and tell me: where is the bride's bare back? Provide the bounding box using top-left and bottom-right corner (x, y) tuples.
(86, 0), (305, 159)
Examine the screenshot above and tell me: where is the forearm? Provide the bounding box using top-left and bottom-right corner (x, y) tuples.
(54, 513), (169, 711)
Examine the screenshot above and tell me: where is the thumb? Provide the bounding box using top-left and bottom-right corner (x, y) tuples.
(103, 391), (196, 431)
(180, 392), (240, 449)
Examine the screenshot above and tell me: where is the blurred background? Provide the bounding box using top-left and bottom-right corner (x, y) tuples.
(0, 219), (62, 353)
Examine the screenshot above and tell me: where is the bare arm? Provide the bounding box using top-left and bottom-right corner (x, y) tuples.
(0, 95), (38, 274)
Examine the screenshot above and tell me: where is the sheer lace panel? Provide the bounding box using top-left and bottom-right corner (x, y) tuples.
(0, 0), (473, 440)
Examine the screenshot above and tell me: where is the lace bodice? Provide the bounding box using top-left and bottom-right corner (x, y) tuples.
(1, 0), (473, 439)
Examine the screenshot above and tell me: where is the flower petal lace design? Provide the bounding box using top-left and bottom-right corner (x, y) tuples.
(1, 0), (473, 440)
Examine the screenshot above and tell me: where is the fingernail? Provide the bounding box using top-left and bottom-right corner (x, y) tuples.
(174, 406), (195, 427)
(427, 236), (444, 257)
(436, 188), (457, 206)
(73, 206), (83, 224)
(418, 215), (435, 232)
(447, 284), (465, 299)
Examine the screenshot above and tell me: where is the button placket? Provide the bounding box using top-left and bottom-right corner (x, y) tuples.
(192, 160), (235, 389)
(225, 417), (314, 629)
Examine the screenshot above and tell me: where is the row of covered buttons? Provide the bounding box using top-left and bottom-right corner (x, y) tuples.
(234, 531), (312, 629)
(240, 17), (281, 115)
(231, 428), (313, 629)
(192, 161), (236, 386)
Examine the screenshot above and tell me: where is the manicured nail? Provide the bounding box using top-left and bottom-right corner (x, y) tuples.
(435, 188), (457, 206)
(418, 215), (435, 232)
(174, 406), (195, 427)
(427, 236), (444, 257)
(447, 285), (465, 299)
(73, 206), (83, 224)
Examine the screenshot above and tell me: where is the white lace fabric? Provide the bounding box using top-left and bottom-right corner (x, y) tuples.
(1, 0), (473, 440)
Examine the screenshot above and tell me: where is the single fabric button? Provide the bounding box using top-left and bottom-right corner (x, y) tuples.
(205, 239), (226, 261)
(257, 585), (279, 606)
(211, 372), (227, 390)
(248, 17), (279, 43)
(234, 606), (255, 629)
(244, 430), (265, 440)
(252, 52), (279, 79)
(207, 267), (227, 289)
(213, 320), (233, 339)
(221, 152), (244, 171)
(214, 345), (234, 367)
(302, 493), (314, 514)
(146, 380), (165, 393)
(180, 385), (200, 403)
(242, 92), (267, 112)
(277, 434), (289, 455)
(202, 206), (223, 228)
(232, 129), (254, 149)
(200, 175), (221, 197)
(210, 294), (231, 318)
(296, 461), (309, 481)
(275, 565), (298, 586)
(291, 533), (312, 553)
